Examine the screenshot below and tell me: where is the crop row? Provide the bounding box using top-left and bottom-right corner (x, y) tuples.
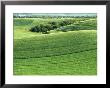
(14, 49), (96, 75)
(14, 43), (96, 59)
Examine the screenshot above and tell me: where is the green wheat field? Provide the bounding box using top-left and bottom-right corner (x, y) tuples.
(13, 13), (97, 75)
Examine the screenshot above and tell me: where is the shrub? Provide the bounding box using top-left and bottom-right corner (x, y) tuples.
(49, 21), (56, 25)
(59, 21), (66, 26)
(48, 21), (59, 29)
(44, 24), (53, 31)
(59, 19), (74, 27)
(41, 28), (49, 34)
(40, 24), (50, 34)
(29, 25), (41, 32)
(30, 24), (51, 34)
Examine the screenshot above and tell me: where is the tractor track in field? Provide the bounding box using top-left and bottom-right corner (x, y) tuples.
(14, 42), (96, 51)
(15, 48), (96, 59)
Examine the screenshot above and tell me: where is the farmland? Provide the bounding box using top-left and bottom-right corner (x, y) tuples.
(13, 15), (97, 75)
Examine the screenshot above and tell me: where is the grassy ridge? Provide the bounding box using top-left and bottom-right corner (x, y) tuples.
(14, 30), (96, 59)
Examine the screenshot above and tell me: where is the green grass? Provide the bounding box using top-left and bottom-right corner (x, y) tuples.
(14, 30), (97, 75)
(14, 50), (96, 75)
(13, 18), (97, 75)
